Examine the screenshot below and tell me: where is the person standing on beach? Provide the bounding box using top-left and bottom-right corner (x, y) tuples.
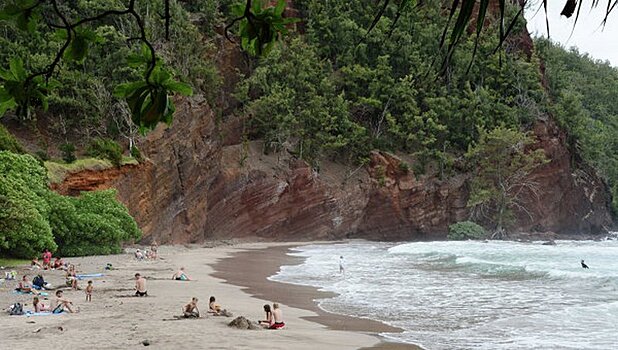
(42, 249), (52, 269)
(339, 256), (345, 275)
(134, 273), (147, 297)
(85, 281), (93, 302)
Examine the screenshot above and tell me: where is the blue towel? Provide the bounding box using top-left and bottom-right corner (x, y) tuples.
(25, 311), (58, 317)
(76, 273), (104, 280)
(13, 290), (48, 296)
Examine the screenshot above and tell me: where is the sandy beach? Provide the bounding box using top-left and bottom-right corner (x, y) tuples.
(0, 242), (418, 349)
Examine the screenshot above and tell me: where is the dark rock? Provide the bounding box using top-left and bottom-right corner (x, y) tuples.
(142, 340), (150, 346)
(542, 240), (556, 246)
(228, 316), (259, 330)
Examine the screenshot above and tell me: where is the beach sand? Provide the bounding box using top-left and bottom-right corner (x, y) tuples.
(0, 242), (418, 349)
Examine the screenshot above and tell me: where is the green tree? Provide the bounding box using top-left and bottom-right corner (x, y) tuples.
(466, 127), (548, 238)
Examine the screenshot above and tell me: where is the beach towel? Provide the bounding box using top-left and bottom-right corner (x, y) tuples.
(12, 290), (49, 296)
(76, 273), (104, 280)
(25, 311), (61, 317)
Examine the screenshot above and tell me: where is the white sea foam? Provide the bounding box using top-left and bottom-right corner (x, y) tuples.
(269, 240), (618, 349)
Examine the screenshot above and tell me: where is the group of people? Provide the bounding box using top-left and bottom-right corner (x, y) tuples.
(31, 250), (67, 271)
(134, 241), (159, 260)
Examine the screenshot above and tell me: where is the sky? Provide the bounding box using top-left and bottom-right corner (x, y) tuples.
(524, 0), (618, 66)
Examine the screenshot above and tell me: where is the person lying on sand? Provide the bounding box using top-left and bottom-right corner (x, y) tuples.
(258, 304), (273, 328)
(172, 267), (191, 281)
(52, 290), (76, 313)
(17, 275), (38, 294)
(134, 273), (147, 297)
(183, 297), (200, 318)
(33, 296), (49, 312)
(269, 303), (285, 329)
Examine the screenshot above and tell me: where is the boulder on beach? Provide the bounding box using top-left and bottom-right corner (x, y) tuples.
(228, 316), (259, 330)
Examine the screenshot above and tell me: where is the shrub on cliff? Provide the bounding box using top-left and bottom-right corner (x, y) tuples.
(60, 142), (77, 163)
(86, 138), (123, 167)
(0, 125), (24, 154)
(448, 221), (486, 240)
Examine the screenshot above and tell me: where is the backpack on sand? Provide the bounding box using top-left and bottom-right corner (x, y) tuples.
(8, 303), (24, 316)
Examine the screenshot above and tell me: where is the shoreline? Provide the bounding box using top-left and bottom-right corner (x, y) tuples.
(212, 243), (421, 350)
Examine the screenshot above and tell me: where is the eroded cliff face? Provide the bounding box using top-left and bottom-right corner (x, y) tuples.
(53, 93), (613, 244)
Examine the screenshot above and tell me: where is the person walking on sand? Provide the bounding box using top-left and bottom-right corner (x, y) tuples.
(85, 281), (93, 302)
(52, 290), (76, 313)
(339, 255), (345, 275)
(269, 303), (285, 329)
(134, 273), (147, 297)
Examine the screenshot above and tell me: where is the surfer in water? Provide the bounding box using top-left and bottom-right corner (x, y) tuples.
(581, 260), (589, 269)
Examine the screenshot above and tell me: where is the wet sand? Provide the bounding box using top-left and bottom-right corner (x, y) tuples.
(212, 244), (422, 349)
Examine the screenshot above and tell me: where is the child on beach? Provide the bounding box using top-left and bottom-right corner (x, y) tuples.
(269, 303), (285, 329)
(134, 273), (147, 297)
(183, 297), (200, 318)
(258, 304), (273, 328)
(85, 281), (93, 302)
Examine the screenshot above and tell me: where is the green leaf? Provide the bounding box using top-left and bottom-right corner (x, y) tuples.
(164, 81), (192, 96)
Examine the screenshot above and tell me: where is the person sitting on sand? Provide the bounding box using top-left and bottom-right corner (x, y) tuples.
(172, 267), (191, 281)
(17, 275), (37, 294)
(51, 290), (75, 313)
(66, 265), (78, 290)
(269, 303), (285, 329)
(183, 297), (200, 318)
(151, 240), (158, 260)
(32, 296), (49, 312)
(134, 273), (147, 297)
(208, 296), (222, 315)
(31, 257), (42, 270)
(53, 257), (65, 270)
(135, 249), (144, 260)
(258, 304), (273, 328)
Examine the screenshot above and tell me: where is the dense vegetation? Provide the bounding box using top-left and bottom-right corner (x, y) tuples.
(535, 39), (618, 215)
(237, 0), (545, 172)
(0, 150), (141, 258)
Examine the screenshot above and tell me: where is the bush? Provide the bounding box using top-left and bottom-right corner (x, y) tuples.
(0, 152), (56, 257)
(0, 151), (141, 258)
(35, 150), (50, 162)
(448, 221), (486, 240)
(59, 143), (76, 163)
(86, 138), (123, 167)
(0, 125), (24, 154)
(47, 190), (142, 257)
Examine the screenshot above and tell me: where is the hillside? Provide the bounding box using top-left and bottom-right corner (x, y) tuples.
(0, 0), (615, 249)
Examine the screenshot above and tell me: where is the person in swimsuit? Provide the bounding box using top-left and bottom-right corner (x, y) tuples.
(269, 303), (285, 329)
(172, 267), (191, 281)
(32, 296), (49, 312)
(31, 257), (42, 270)
(66, 264), (78, 290)
(150, 241), (158, 259)
(581, 260), (590, 269)
(85, 281), (93, 302)
(53, 257), (65, 270)
(42, 249), (52, 270)
(17, 275), (37, 294)
(259, 304), (273, 328)
(52, 290), (75, 313)
(134, 273), (147, 297)
(183, 297), (200, 318)
(208, 296), (222, 315)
